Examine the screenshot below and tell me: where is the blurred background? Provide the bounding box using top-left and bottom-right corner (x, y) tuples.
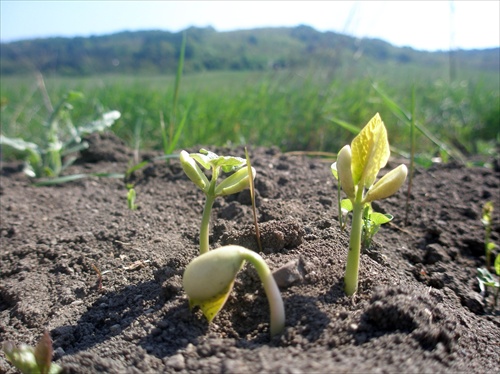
(1, 1), (499, 163)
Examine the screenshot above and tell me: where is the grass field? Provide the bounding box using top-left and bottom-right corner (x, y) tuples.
(1, 60), (499, 163)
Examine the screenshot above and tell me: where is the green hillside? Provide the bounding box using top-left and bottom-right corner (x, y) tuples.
(1, 25), (498, 76)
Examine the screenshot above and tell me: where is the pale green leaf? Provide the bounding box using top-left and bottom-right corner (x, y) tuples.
(196, 149), (246, 172)
(0, 135), (39, 153)
(369, 212), (393, 225)
(351, 113), (390, 189)
(189, 281), (235, 323)
(340, 199), (353, 212)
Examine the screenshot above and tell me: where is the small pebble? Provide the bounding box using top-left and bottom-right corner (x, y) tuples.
(109, 324), (121, 334)
(164, 354), (185, 371)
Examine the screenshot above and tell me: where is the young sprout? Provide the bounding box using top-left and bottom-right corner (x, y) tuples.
(361, 204), (393, 251)
(180, 149), (256, 254)
(341, 201), (394, 251)
(481, 201), (496, 270)
(332, 113), (407, 295)
(3, 331), (62, 374)
(0, 91), (120, 180)
(477, 255), (500, 307)
(183, 245), (285, 337)
(126, 184), (138, 211)
(477, 201), (499, 307)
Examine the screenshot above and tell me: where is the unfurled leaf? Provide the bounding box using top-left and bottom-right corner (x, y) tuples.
(0, 135), (40, 153)
(195, 149), (246, 172)
(340, 198), (353, 213)
(369, 212), (393, 225)
(351, 113), (390, 189)
(477, 267), (498, 288)
(76, 110), (121, 136)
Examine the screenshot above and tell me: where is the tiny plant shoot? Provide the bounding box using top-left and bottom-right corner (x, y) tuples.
(183, 245), (285, 336)
(180, 149), (256, 254)
(477, 201), (499, 307)
(0, 91), (120, 180)
(126, 184), (138, 211)
(3, 331), (62, 374)
(331, 113), (407, 295)
(481, 201), (496, 270)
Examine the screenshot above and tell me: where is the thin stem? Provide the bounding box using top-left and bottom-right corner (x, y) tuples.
(337, 180), (344, 231)
(485, 226), (492, 271)
(240, 248), (285, 337)
(200, 194), (215, 254)
(200, 168), (219, 254)
(344, 188), (364, 296)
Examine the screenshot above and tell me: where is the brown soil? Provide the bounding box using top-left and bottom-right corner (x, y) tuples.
(1, 133), (499, 373)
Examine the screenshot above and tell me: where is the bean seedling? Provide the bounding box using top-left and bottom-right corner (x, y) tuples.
(3, 331), (61, 374)
(331, 113), (407, 295)
(477, 201), (499, 306)
(0, 91), (121, 183)
(180, 148), (256, 254)
(183, 245), (285, 336)
(481, 201), (497, 270)
(477, 255), (500, 307)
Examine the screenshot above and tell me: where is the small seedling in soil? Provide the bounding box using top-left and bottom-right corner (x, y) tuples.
(126, 184), (139, 210)
(481, 201), (497, 270)
(337, 199), (393, 251)
(361, 205), (393, 251)
(3, 331), (62, 374)
(0, 91), (120, 181)
(331, 113), (407, 295)
(477, 201), (499, 306)
(183, 245), (285, 336)
(477, 255), (500, 307)
(91, 263), (104, 292)
(180, 149), (256, 254)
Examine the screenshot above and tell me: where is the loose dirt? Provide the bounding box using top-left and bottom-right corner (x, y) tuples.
(1, 133), (499, 373)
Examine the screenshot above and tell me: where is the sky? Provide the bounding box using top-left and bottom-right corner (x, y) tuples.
(1, 1), (499, 51)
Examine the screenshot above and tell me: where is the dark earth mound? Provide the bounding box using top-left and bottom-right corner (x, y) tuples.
(1, 133), (499, 373)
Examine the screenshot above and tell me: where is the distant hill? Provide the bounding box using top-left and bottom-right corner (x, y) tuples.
(1, 25), (498, 76)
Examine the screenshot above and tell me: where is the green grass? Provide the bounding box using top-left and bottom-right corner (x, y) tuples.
(1, 61), (499, 161)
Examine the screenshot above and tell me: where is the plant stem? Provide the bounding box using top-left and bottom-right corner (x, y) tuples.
(200, 194), (215, 254)
(344, 191), (364, 296)
(240, 248), (285, 337)
(199, 167), (219, 254)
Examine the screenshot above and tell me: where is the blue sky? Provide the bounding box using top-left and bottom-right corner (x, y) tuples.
(1, 1), (499, 51)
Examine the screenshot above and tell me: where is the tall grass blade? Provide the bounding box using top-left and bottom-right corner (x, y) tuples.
(168, 31), (187, 152)
(166, 102), (191, 155)
(373, 83), (464, 163)
(34, 172), (124, 186)
(159, 111), (169, 155)
(328, 117), (361, 135)
(405, 86), (416, 226)
(245, 147), (262, 252)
